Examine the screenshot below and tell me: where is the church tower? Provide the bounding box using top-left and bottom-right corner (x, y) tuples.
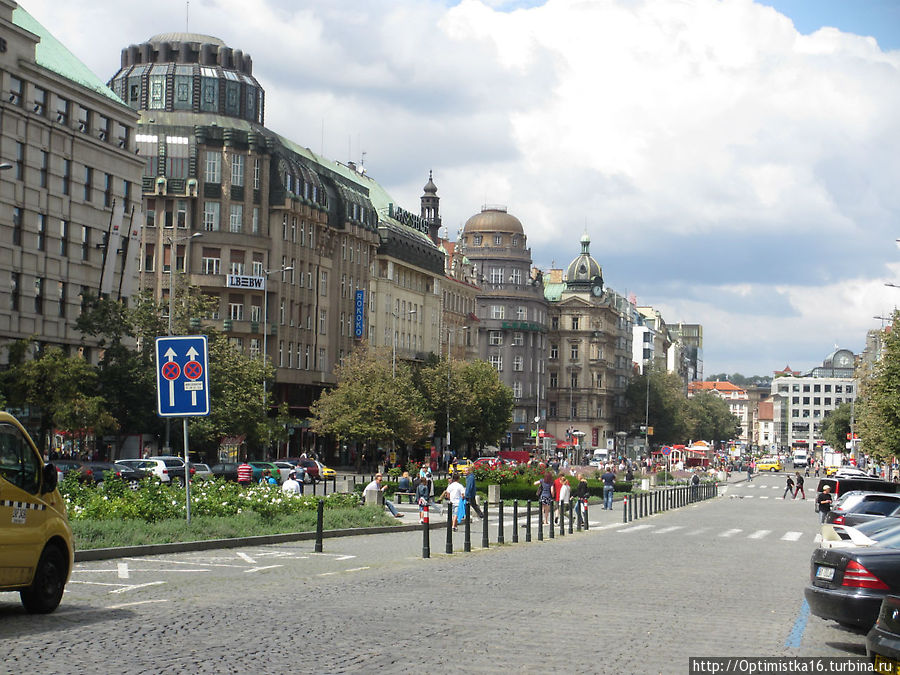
(421, 171), (441, 244)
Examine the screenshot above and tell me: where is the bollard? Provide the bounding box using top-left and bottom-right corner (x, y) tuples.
(628, 494), (633, 522)
(332, 476), (336, 495)
(639, 493), (644, 518)
(422, 504), (430, 559)
(498, 500), (505, 544)
(464, 501), (472, 552)
(512, 500), (519, 543)
(446, 504), (453, 554)
(584, 498), (589, 531)
(526, 500), (532, 542)
(576, 500), (582, 532)
(482, 500), (489, 549)
(559, 502), (565, 537)
(568, 501), (574, 534)
(312, 480), (317, 497)
(314, 499), (324, 553)
(623, 495), (628, 523)
(549, 501), (555, 539)
(538, 506), (544, 541)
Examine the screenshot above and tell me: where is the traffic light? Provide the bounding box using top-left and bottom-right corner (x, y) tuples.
(647, 426), (654, 436)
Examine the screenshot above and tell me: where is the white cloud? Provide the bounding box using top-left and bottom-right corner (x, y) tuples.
(23, 0), (900, 375)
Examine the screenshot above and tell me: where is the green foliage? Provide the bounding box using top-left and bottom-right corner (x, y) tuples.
(857, 312), (900, 463)
(685, 392), (741, 444)
(624, 369), (689, 444)
(309, 345), (433, 446)
(821, 402), (853, 452)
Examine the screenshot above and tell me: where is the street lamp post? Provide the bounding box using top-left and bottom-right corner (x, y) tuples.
(261, 265), (293, 413)
(164, 231), (202, 451)
(446, 326), (469, 451)
(392, 307), (417, 378)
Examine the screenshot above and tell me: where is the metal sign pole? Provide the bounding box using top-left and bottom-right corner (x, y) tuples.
(183, 418), (191, 523)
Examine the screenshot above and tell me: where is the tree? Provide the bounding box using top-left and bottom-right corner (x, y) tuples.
(309, 346), (433, 448)
(624, 369), (689, 445)
(685, 392), (741, 445)
(821, 402), (853, 453)
(856, 314), (900, 463)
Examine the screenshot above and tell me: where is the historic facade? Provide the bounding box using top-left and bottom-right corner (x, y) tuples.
(458, 206), (547, 449)
(544, 234), (634, 458)
(0, 2), (143, 365)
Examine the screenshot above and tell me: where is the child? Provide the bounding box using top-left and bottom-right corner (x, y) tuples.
(416, 476), (430, 523)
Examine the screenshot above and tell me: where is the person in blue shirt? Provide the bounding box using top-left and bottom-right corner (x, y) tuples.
(259, 469), (277, 486)
(464, 466), (483, 520)
(601, 468), (616, 510)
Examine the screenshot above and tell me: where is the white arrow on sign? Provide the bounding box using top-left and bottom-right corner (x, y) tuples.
(186, 346), (199, 406)
(165, 347), (177, 406)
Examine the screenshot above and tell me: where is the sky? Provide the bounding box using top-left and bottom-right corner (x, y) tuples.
(21, 0), (900, 378)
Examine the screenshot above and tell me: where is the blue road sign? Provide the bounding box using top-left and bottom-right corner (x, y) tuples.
(155, 335), (210, 417)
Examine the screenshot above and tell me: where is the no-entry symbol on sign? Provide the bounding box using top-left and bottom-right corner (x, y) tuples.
(155, 335), (210, 417)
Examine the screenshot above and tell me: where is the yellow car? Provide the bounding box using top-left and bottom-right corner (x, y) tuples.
(0, 411), (74, 613)
(319, 463), (336, 480)
(756, 459), (783, 472)
(449, 459), (474, 474)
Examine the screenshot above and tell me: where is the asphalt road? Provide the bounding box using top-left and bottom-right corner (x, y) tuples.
(0, 475), (870, 674)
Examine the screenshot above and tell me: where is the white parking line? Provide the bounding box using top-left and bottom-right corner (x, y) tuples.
(719, 529), (742, 537)
(781, 531), (803, 541)
(244, 565), (282, 573)
(106, 599), (169, 610)
(748, 530), (771, 539)
(619, 524), (653, 533)
(344, 567), (370, 573)
(653, 526), (685, 534)
(110, 581), (166, 594)
(686, 528), (709, 536)
(117, 562), (129, 579)
(236, 552), (257, 564)
(759, 496), (769, 499)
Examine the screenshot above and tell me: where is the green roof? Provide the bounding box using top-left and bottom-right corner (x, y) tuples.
(544, 282), (565, 302)
(12, 7), (124, 105)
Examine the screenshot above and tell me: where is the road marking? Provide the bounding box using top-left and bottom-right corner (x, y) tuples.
(784, 598), (810, 647)
(236, 552), (257, 564)
(719, 529), (742, 537)
(743, 495), (754, 498)
(748, 530), (771, 539)
(593, 522), (626, 530)
(344, 567), (370, 573)
(781, 531), (803, 541)
(686, 528), (709, 536)
(125, 557), (243, 569)
(759, 496), (769, 499)
(117, 563), (129, 579)
(619, 524), (653, 533)
(106, 599), (169, 610)
(653, 526), (684, 534)
(318, 572), (338, 577)
(69, 580), (129, 587)
(110, 581), (166, 594)
(244, 565), (282, 573)
(814, 534), (822, 543)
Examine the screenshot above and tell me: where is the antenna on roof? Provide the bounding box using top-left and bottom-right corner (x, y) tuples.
(186, 1), (189, 32)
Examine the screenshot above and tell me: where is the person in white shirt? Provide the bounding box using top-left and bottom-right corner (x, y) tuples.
(363, 474), (403, 517)
(282, 471), (301, 495)
(442, 472), (466, 531)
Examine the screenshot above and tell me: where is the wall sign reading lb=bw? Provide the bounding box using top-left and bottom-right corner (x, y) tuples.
(155, 335), (210, 417)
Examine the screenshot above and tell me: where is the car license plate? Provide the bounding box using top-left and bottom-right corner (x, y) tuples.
(815, 565), (835, 581)
(874, 655), (899, 675)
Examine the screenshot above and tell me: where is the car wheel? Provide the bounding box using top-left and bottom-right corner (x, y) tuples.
(770, 468), (777, 472)
(128, 479), (140, 491)
(20, 544), (67, 614)
(174, 476), (185, 487)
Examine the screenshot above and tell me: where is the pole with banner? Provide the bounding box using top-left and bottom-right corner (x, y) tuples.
(155, 335), (211, 522)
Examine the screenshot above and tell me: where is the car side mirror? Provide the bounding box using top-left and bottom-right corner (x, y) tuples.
(42, 463), (59, 494)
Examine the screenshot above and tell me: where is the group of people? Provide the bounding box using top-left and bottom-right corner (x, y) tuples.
(534, 470), (591, 528)
(782, 472), (806, 499)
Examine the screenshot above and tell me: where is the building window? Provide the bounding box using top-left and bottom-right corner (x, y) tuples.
(205, 151), (222, 184)
(319, 310), (327, 334)
(149, 71), (166, 109)
(572, 316), (580, 330)
(231, 154), (244, 187)
(513, 382), (522, 399)
(104, 173), (113, 207)
(253, 157), (261, 189)
(12, 207), (22, 245)
(551, 316), (559, 330)
(494, 234), (502, 245)
(228, 301), (244, 321)
(59, 220), (68, 257)
(144, 243), (155, 271)
(11, 272), (20, 310)
(37, 214), (46, 251)
(510, 268), (522, 285)
(252, 207), (259, 234)
(489, 331), (503, 346)
(201, 249), (221, 275)
(473, 235), (482, 246)
(550, 344), (558, 360)
(490, 267), (504, 285)
(491, 305), (505, 320)
(320, 271), (328, 296)
(570, 343), (579, 360)
(513, 355), (523, 371)
(58, 282), (66, 318)
(81, 225), (90, 261)
(489, 355), (503, 371)
(549, 372), (558, 388)
(203, 202), (220, 231)
(229, 204), (243, 233)
(83, 166), (93, 201)
(8, 76), (22, 106)
(512, 332), (524, 346)
(39, 151), (48, 188)
(34, 277), (43, 314)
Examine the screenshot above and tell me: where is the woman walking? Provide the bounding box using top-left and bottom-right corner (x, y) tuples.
(535, 470), (556, 525)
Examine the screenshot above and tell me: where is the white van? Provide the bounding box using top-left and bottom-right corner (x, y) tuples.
(589, 449), (609, 467)
(793, 450), (808, 468)
(0, 412), (74, 613)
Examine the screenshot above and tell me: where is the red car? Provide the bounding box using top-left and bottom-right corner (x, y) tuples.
(473, 457), (501, 470)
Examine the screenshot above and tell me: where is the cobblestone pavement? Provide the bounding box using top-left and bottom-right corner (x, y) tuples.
(0, 476), (868, 674)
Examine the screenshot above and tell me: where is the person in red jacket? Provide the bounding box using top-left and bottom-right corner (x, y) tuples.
(237, 460), (252, 486)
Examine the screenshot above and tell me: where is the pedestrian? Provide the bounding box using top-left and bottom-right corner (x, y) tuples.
(281, 471), (301, 495)
(237, 460), (252, 487)
(442, 472), (465, 530)
(793, 472), (806, 500)
(816, 484), (833, 523)
(601, 466), (616, 510)
(259, 469), (277, 486)
(557, 474), (571, 523)
(397, 471), (413, 504)
(535, 470), (555, 524)
(691, 472), (700, 501)
(575, 473), (589, 528)
(363, 473), (404, 518)
(416, 476), (430, 523)
(747, 461), (754, 482)
(464, 466), (483, 520)
(782, 474), (795, 499)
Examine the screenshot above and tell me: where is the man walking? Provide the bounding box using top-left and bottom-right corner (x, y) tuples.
(782, 473), (795, 499)
(237, 459), (252, 487)
(816, 484), (833, 523)
(601, 467), (616, 510)
(793, 472), (806, 500)
(464, 466), (483, 520)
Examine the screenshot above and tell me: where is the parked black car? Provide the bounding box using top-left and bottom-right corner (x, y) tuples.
(54, 459), (83, 481)
(210, 462), (239, 482)
(79, 461), (149, 488)
(805, 543), (900, 629)
(816, 477), (900, 499)
(866, 594), (900, 670)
